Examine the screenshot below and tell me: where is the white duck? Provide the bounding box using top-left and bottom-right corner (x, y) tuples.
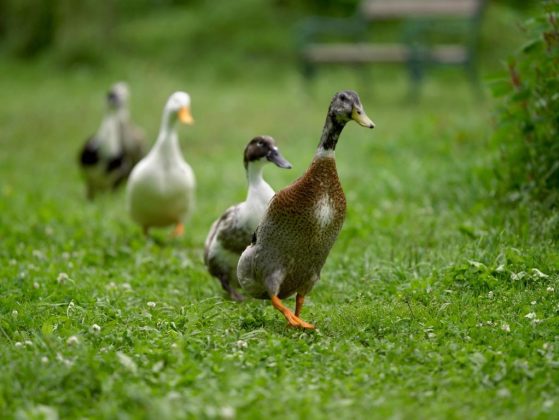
(204, 136), (292, 300)
(126, 91), (195, 236)
(79, 82), (146, 200)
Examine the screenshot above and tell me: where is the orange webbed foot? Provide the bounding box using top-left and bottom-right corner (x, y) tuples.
(171, 223), (184, 237)
(271, 296), (315, 330)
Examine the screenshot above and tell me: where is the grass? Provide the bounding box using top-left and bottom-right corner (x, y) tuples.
(1, 3), (558, 419)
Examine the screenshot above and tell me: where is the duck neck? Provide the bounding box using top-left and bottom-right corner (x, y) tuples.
(114, 107), (129, 121)
(153, 111), (181, 159)
(246, 161), (273, 203)
(315, 114), (346, 158)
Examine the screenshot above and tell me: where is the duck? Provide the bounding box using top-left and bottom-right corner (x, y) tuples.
(237, 90), (375, 329)
(79, 82), (146, 200)
(126, 91), (195, 236)
(204, 136), (292, 301)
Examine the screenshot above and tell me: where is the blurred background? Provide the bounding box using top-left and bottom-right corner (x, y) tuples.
(0, 0), (545, 245)
(0, 0), (532, 79)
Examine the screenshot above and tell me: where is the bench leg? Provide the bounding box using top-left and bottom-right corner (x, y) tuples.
(465, 59), (483, 100)
(406, 57), (423, 102)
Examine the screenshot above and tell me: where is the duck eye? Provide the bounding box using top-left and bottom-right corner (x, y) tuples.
(339, 93), (348, 102)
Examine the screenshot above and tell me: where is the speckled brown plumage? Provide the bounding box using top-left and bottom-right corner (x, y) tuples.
(237, 90), (375, 329)
(248, 156), (346, 299)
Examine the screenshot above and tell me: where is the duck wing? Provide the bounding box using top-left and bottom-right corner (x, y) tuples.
(205, 205), (254, 262)
(121, 122), (147, 166)
(79, 135), (100, 167)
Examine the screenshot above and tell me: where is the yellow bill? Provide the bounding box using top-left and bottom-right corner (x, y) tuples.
(352, 107), (375, 128)
(178, 106), (194, 125)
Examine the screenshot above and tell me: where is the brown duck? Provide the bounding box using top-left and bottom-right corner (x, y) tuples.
(237, 90), (374, 329)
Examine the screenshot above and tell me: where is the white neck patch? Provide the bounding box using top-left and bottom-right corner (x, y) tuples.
(315, 147), (335, 159)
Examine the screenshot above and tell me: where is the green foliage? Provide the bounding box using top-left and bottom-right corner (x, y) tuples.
(2, 0), (55, 57)
(491, 1), (559, 205)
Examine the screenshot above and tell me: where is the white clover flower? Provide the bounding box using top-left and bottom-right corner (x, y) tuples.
(525, 312), (536, 320)
(11, 310), (18, 318)
(497, 388), (511, 398)
(32, 250), (44, 259)
(495, 264), (505, 273)
(66, 335), (79, 346)
(41, 356), (49, 364)
(56, 352), (74, 367)
(24, 340), (33, 347)
(147, 301), (156, 308)
(117, 352), (137, 373)
(531, 300), (537, 305)
(488, 291), (494, 299)
(33, 282), (40, 289)
(547, 286), (555, 293)
(236, 340), (248, 349)
(220, 406), (235, 419)
(501, 323), (511, 333)
(90, 324), (101, 334)
(15, 341), (23, 348)
(57, 272), (69, 284)
(152, 360), (165, 373)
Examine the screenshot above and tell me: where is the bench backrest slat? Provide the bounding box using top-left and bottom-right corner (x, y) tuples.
(360, 0), (481, 20)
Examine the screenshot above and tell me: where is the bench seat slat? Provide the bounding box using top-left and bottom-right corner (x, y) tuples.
(303, 43), (468, 64)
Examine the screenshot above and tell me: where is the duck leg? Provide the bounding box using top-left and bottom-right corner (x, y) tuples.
(218, 275), (244, 302)
(271, 296), (315, 330)
(295, 293), (305, 317)
(172, 223), (184, 237)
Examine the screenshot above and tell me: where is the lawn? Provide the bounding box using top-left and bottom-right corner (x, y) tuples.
(1, 2), (558, 419)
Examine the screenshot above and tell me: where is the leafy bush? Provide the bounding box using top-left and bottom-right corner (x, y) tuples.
(491, 1), (559, 206)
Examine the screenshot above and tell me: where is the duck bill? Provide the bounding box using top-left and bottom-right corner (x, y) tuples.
(352, 107), (375, 128)
(178, 106), (194, 125)
(267, 149), (292, 169)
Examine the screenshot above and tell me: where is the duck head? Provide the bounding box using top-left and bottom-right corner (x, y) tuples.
(329, 90), (375, 129)
(164, 91), (194, 126)
(318, 90), (375, 153)
(244, 135), (292, 170)
(106, 82), (129, 110)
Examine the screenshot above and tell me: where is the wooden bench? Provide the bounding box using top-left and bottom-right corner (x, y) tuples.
(298, 0), (487, 96)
